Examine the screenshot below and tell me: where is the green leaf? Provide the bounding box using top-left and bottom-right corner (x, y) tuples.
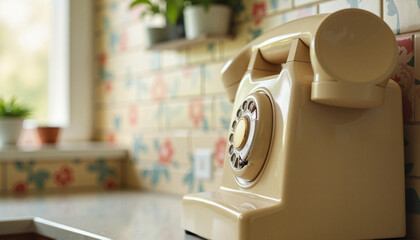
(0, 97), (32, 118)
(129, 0), (153, 9)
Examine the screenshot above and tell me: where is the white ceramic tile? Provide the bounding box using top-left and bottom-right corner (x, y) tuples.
(383, 0), (420, 34)
(319, 0), (381, 16)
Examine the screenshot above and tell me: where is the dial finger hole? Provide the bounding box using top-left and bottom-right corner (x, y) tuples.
(229, 145), (234, 155)
(242, 101), (248, 111)
(236, 109), (242, 118)
(229, 133), (234, 143)
(230, 153), (236, 162)
(231, 120), (237, 130)
(234, 157), (239, 168)
(248, 101), (256, 112)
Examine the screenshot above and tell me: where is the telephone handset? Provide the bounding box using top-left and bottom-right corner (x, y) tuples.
(222, 9), (397, 108)
(183, 9), (405, 240)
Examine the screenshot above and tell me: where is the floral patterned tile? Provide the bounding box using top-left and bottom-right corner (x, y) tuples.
(383, 0), (420, 34)
(203, 62), (227, 95)
(126, 103), (160, 131)
(233, 0), (293, 24)
(129, 133), (161, 163)
(5, 159), (122, 195)
(162, 98), (213, 130)
(158, 131), (190, 166)
(140, 165), (223, 195)
(319, 0), (381, 16)
(406, 177), (420, 238)
(214, 96), (234, 131)
(162, 67), (201, 98)
(191, 131), (224, 169)
(392, 34), (415, 123)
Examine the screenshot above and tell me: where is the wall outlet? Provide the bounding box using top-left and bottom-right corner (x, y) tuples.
(194, 149), (213, 180)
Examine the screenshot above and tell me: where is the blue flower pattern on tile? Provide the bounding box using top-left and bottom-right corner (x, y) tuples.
(125, 68), (134, 88)
(113, 116), (122, 130)
(270, 0), (278, 9)
(142, 163), (170, 187)
(87, 159), (116, 184)
(182, 155), (204, 193)
(346, 0), (361, 8)
(248, 27), (262, 41)
(109, 31), (120, 52)
(385, 0), (400, 34)
(14, 161), (50, 190)
(207, 43), (215, 53)
(133, 135), (148, 162)
(151, 51), (161, 70)
(220, 100), (233, 130)
(100, 68), (114, 81)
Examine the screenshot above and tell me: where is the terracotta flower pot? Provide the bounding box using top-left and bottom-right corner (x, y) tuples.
(37, 127), (61, 144)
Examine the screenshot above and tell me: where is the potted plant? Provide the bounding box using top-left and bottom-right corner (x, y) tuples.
(0, 97), (31, 145)
(166, 0), (185, 39)
(130, 0), (185, 45)
(183, 0), (234, 39)
(130, 0), (169, 46)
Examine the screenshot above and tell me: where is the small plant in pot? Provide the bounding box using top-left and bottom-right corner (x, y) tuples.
(130, 0), (169, 46)
(183, 0), (234, 39)
(0, 97), (31, 146)
(130, 0), (185, 45)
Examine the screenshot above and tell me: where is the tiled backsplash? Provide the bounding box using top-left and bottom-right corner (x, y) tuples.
(0, 157), (123, 195)
(93, 0), (420, 204)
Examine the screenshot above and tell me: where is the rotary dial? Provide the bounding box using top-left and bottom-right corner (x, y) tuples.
(228, 92), (273, 183)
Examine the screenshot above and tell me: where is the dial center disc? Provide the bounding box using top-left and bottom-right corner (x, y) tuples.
(233, 116), (249, 149)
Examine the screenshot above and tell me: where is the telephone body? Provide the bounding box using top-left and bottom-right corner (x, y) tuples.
(182, 9), (405, 240)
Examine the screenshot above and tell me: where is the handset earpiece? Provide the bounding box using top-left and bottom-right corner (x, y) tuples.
(310, 9), (397, 108)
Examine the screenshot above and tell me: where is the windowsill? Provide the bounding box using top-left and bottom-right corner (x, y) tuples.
(0, 142), (128, 161)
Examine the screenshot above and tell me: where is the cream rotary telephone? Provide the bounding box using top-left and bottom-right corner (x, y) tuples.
(183, 9), (405, 240)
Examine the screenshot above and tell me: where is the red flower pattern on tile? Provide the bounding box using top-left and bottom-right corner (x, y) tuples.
(129, 105), (138, 126)
(13, 181), (27, 194)
(105, 81), (113, 93)
(214, 138), (227, 167)
(54, 166), (74, 188)
(99, 52), (107, 66)
(108, 132), (115, 143)
(189, 99), (204, 127)
(252, 2), (266, 25)
(392, 35), (415, 122)
(151, 75), (167, 101)
(397, 36), (414, 54)
(104, 178), (117, 190)
(159, 139), (174, 165)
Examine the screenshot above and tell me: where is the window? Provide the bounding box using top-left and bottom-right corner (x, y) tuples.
(0, 0), (52, 122)
(0, 0), (93, 141)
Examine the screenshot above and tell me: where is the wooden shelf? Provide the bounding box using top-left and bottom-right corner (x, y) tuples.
(147, 35), (233, 50)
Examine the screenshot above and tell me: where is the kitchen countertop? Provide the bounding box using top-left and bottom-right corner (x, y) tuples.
(0, 190), (201, 240)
